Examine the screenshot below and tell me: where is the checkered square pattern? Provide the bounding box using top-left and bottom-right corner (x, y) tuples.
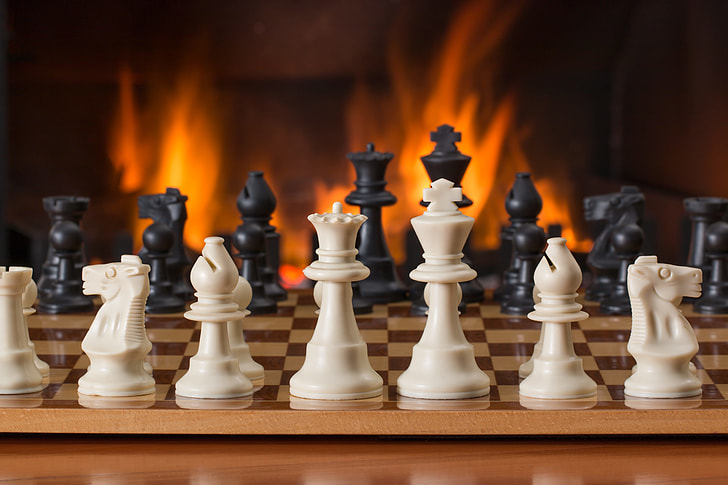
(22, 292), (728, 406)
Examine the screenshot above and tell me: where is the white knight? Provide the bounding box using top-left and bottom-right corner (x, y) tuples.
(79, 255), (155, 396)
(624, 256), (703, 398)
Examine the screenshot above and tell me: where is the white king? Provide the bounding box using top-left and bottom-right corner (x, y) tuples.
(397, 179), (490, 399)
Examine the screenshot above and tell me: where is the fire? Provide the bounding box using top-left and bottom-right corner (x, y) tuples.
(339, 0), (592, 259)
(108, 63), (235, 252)
(279, 264), (307, 289)
(536, 179), (592, 252)
(313, 181), (355, 215)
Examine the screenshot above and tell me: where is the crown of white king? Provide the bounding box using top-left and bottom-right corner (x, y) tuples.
(423, 179), (461, 213)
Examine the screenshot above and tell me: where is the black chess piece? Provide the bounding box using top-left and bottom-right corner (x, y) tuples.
(694, 221), (728, 314)
(412, 124), (483, 306)
(420, 124), (473, 206)
(37, 220), (94, 314)
(233, 222), (277, 315)
(583, 186), (645, 302)
(501, 223), (546, 315)
(38, 196), (90, 298)
(138, 188), (194, 301)
(493, 173), (543, 302)
(345, 143), (408, 304)
(684, 197), (728, 277)
(142, 222), (186, 314)
(600, 223), (644, 315)
(351, 281), (374, 315)
(237, 171), (287, 301)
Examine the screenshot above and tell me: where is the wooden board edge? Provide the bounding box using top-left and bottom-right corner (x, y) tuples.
(1, 408), (728, 435)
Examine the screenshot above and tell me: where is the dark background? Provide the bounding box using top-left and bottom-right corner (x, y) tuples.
(2, 0), (727, 273)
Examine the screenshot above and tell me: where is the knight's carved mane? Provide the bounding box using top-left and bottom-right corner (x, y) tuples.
(85, 256), (150, 348)
(627, 256), (700, 349)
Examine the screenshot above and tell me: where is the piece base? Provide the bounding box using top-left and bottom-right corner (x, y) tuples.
(397, 340), (490, 400)
(520, 358), (597, 400)
(78, 373), (156, 397)
(396, 387), (490, 400)
(37, 296), (94, 314)
(0, 383), (44, 395)
(78, 385), (156, 397)
(624, 370), (702, 399)
(289, 387), (383, 401)
(624, 387), (703, 399)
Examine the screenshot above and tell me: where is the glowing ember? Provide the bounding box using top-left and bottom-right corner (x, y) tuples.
(279, 264), (307, 289)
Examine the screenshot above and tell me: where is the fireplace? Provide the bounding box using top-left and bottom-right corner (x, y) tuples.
(3, 0), (728, 280)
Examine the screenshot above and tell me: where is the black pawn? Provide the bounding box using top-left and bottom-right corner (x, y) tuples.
(351, 282), (374, 315)
(501, 224), (546, 315)
(345, 143), (408, 303)
(38, 196), (90, 298)
(694, 221), (728, 314)
(493, 173), (543, 302)
(37, 221), (94, 314)
(233, 223), (277, 315)
(143, 223), (185, 314)
(600, 223), (644, 315)
(237, 171), (287, 301)
(684, 197), (728, 276)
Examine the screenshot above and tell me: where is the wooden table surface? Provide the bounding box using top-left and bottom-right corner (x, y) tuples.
(1, 435), (726, 483)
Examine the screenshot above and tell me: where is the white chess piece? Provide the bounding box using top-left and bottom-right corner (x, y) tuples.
(175, 237), (253, 399)
(518, 283), (543, 378)
(228, 276), (265, 381)
(289, 202), (383, 400)
(0, 267), (44, 394)
(21, 278), (50, 377)
(397, 179), (490, 399)
(78, 255), (156, 396)
(624, 255), (702, 398)
(519, 238), (597, 399)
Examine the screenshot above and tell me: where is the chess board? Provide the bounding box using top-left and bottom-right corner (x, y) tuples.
(5, 290), (728, 435)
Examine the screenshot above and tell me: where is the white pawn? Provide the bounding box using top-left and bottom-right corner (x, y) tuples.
(175, 237), (253, 399)
(79, 255), (155, 396)
(518, 283), (543, 378)
(624, 256), (702, 398)
(519, 238), (597, 399)
(0, 267), (44, 394)
(397, 179), (490, 399)
(22, 279), (50, 377)
(227, 276), (264, 381)
(289, 202), (382, 400)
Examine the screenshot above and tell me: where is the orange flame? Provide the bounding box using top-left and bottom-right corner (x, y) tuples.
(279, 264), (306, 289)
(108, 66), (146, 193)
(338, 0), (592, 258)
(313, 181), (355, 215)
(108, 62), (236, 252)
(536, 179), (592, 251)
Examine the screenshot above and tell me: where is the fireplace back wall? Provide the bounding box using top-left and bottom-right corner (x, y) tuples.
(5, 0), (728, 273)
